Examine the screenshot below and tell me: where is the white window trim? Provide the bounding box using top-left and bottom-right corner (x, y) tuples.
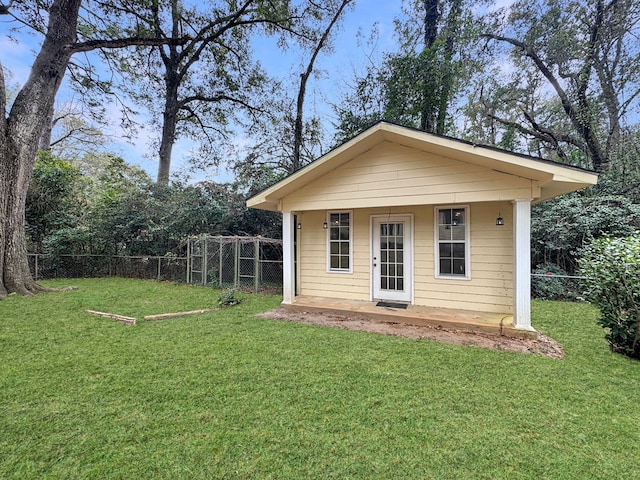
(326, 210), (354, 274)
(434, 205), (471, 280)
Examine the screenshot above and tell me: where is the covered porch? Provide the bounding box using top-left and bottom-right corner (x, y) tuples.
(284, 295), (537, 339)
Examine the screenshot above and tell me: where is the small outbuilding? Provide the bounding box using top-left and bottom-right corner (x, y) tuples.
(247, 122), (598, 335)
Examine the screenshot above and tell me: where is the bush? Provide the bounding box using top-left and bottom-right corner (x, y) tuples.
(217, 288), (242, 307)
(578, 234), (640, 359)
(531, 263), (576, 300)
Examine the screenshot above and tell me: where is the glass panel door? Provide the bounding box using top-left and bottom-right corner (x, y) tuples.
(379, 222), (404, 292)
(372, 216), (412, 303)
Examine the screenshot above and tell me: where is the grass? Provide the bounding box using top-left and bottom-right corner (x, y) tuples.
(0, 278), (639, 479)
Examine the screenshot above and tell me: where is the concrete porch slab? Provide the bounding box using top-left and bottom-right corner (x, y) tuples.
(284, 296), (537, 339)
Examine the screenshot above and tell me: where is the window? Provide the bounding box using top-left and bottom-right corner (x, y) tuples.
(436, 207), (469, 278)
(327, 211), (352, 272)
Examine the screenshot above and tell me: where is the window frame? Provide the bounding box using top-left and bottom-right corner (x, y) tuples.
(434, 205), (470, 280)
(326, 210), (353, 274)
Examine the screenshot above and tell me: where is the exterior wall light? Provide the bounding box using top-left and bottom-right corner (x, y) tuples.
(322, 222), (328, 229)
(496, 216), (504, 226)
(297, 222), (302, 229)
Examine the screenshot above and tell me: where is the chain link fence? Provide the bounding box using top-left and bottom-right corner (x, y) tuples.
(186, 235), (283, 293)
(531, 273), (589, 301)
(28, 236), (284, 294)
(29, 254), (188, 282)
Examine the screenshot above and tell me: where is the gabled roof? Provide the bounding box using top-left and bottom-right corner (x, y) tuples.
(247, 121), (598, 212)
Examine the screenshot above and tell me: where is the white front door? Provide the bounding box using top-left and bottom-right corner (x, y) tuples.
(372, 215), (413, 303)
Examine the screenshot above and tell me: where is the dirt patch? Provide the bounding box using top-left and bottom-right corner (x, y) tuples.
(258, 308), (564, 359)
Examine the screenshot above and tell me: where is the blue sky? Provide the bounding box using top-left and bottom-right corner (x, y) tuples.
(2, 0), (510, 182)
(0, 0), (404, 183)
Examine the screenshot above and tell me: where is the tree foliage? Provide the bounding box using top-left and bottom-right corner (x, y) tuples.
(579, 234), (640, 359)
(27, 154), (280, 259)
(532, 190), (640, 275)
(334, 0), (489, 141)
(26, 151), (82, 253)
(478, 0), (640, 172)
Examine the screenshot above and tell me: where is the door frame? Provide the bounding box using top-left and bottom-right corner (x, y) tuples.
(370, 214), (414, 303)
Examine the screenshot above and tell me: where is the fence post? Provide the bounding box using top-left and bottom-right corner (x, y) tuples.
(157, 257), (161, 280)
(219, 237), (223, 288)
(234, 237), (239, 289)
(34, 254), (39, 281)
(202, 236), (208, 286)
(187, 239), (191, 283)
(254, 238), (260, 294)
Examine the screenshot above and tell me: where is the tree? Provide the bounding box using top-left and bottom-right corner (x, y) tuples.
(334, 0), (488, 140)
(292, 0), (353, 172)
(234, 0), (353, 182)
(479, 0), (640, 172)
(103, 0), (308, 184)
(579, 234), (640, 358)
(26, 151), (81, 253)
(0, 0), (189, 297)
(38, 102), (106, 159)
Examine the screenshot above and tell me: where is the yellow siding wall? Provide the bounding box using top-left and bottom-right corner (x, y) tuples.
(297, 202), (513, 314)
(283, 141), (538, 212)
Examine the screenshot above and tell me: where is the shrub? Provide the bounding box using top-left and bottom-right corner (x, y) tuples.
(531, 263), (576, 300)
(578, 234), (640, 359)
(217, 288), (242, 307)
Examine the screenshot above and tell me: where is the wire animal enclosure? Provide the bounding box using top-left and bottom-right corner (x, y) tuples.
(186, 235), (283, 293)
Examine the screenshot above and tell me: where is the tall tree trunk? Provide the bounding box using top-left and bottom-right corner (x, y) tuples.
(157, 88), (179, 184)
(293, 0), (351, 173)
(0, 63), (8, 298)
(419, 0), (439, 132)
(0, 0), (81, 297)
(38, 104), (55, 151)
(435, 0), (461, 135)
(156, 0), (182, 185)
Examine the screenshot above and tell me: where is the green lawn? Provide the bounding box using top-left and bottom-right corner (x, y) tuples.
(1, 278), (638, 479)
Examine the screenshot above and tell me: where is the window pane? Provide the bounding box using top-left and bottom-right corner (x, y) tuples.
(439, 226), (451, 240)
(397, 278), (404, 290)
(437, 207), (467, 277)
(381, 278), (387, 289)
(440, 259), (452, 275)
(453, 209), (465, 225)
(451, 226), (465, 240)
(389, 278), (396, 290)
(328, 212), (350, 271)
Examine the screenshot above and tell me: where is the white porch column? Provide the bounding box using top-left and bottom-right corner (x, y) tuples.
(282, 211), (296, 305)
(513, 199), (534, 331)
